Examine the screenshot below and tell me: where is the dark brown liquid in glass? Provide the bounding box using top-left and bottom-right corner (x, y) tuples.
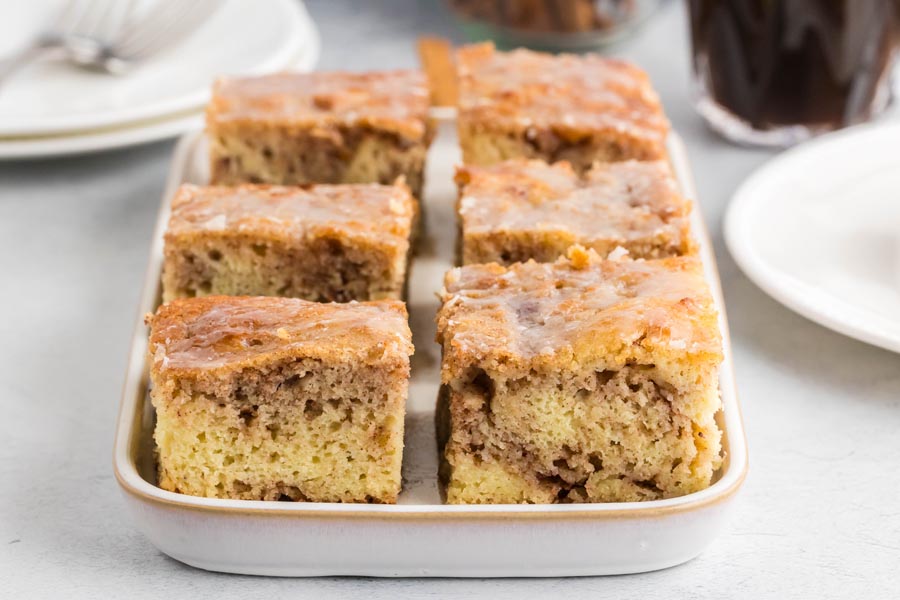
(689, 0), (900, 130)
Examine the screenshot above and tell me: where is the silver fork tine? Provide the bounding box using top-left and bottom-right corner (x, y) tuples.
(117, 0), (141, 29)
(113, 0), (194, 51)
(2, 0), (221, 88)
(126, 1), (220, 59)
(50, 0), (99, 37)
(90, 0), (134, 43)
(49, 0), (86, 34)
(68, 0), (108, 37)
(113, 0), (221, 60)
(0, 0), (94, 88)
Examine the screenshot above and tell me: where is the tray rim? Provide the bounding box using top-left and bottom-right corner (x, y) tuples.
(113, 128), (748, 521)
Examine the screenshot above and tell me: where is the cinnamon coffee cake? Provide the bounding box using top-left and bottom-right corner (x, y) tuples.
(456, 43), (669, 171)
(456, 159), (693, 265)
(161, 182), (414, 303)
(207, 70), (434, 197)
(436, 247), (722, 504)
(147, 295), (413, 503)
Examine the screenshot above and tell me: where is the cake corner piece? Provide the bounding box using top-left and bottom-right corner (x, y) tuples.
(455, 42), (670, 171)
(205, 70), (434, 196)
(436, 249), (723, 504)
(147, 295), (413, 503)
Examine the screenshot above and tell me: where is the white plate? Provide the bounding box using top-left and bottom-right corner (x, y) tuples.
(114, 125), (747, 577)
(0, 112), (202, 159)
(0, 11), (319, 160)
(725, 121), (900, 354)
(0, 0), (318, 137)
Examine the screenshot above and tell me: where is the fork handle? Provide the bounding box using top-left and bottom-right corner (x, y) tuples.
(0, 38), (65, 91)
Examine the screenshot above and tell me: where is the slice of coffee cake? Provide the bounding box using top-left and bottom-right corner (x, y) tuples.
(147, 296), (413, 503)
(436, 247), (722, 503)
(161, 183), (414, 303)
(456, 43), (669, 171)
(206, 70), (434, 197)
(455, 159), (694, 265)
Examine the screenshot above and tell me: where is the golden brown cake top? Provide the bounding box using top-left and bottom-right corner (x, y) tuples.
(456, 43), (668, 145)
(436, 247), (721, 381)
(456, 159), (692, 246)
(165, 183), (414, 248)
(148, 296), (413, 375)
(207, 70), (431, 140)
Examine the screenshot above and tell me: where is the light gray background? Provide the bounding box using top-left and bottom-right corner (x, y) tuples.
(2, 1), (899, 598)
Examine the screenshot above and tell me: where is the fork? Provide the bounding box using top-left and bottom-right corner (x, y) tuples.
(0, 0), (221, 88)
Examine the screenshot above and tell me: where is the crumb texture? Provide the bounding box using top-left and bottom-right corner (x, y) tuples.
(147, 296), (412, 503)
(153, 358), (406, 503)
(436, 250), (723, 504)
(456, 159), (694, 264)
(161, 183), (413, 303)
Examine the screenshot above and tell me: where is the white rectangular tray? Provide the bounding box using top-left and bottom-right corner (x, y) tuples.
(114, 121), (747, 577)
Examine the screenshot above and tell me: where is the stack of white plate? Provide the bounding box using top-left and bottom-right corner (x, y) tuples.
(0, 0), (320, 160)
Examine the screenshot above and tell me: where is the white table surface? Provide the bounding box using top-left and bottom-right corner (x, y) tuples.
(2, 1), (899, 598)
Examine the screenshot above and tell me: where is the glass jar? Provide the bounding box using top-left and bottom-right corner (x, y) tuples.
(688, 0), (900, 147)
(449, 0), (664, 50)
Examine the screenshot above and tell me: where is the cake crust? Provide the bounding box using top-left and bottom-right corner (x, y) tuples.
(456, 159), (694, 264)
(149, 295), (413, 376)
(166, 183), (414, 248)
(207, 70), (431, 142)
(438, 248), (722, 383)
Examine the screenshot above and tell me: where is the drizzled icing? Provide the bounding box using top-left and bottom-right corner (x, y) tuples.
(148, 296), (413, 372)
(207, 70), (431, 140)
(166, 183), (414, 246)
(457, 159), (691, 245)
(437, 249), (721, 378)
(457, 43), (669, 146)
